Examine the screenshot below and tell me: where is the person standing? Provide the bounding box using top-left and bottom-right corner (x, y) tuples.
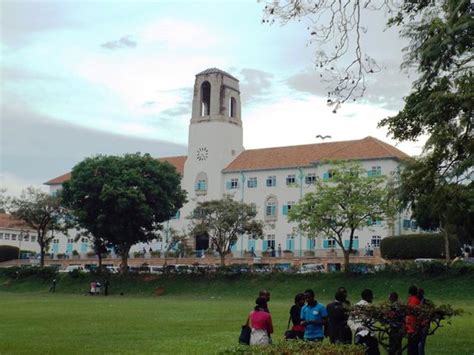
(327, 287), (352, 344)
(300, 289), (328, 342)
(278, 243), (282, 257)
(417, 288), (429, 355)
(259, 290), (271, 313)
(249, 297), (273, 345)
(387, 292), (403, 355)
(406, 285), (421, 355)
(90, 281), (96, 295)
(49, 278), (57, 293)
(349, 289), (380, 355)
(104, 280), (110, 296)
(287, 293), (305, 339)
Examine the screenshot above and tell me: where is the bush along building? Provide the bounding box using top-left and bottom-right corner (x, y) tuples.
(45, 68), (419, 259)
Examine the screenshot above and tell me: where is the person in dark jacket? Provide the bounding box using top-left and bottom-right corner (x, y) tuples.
(327, 287), (352, 344)
(288, 293), (305, 339)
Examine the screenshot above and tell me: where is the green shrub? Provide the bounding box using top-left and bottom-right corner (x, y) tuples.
(0, 266), (57, 280)
(0, 245), (19, 262)
(380, 233), (461, 259)
(220, 341), (364, 355)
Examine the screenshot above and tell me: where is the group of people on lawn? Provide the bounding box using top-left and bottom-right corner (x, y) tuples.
(246, 286), (429, 355)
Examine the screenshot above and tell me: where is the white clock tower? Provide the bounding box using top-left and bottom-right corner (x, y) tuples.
(182, 68), (244, 205)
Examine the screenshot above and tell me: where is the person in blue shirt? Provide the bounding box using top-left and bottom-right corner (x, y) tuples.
(300, 289), (328, 341)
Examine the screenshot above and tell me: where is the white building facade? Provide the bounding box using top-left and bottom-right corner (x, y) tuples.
(45, 68), (419, 258)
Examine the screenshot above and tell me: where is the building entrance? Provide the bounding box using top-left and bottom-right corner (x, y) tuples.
(195, 233), (209, 256)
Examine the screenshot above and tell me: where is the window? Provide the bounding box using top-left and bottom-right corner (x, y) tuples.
(403, 219), (411, 230)
(0, 233), (3, 239)
(266, 176), (276, 187)
(264, 196), (278, 221)
(18, 235), (23, 241)
(171, 211), (180, 219)
(323, 239), (336, 248)
(368, 166), (382, 177)
(4, 233), (10, 240)
(31, 236), (36, 242)
(286, 235), (295, 251)
(11, 234), (17, 241)
(23, 235), (29, 242)
(371, 235), (382, 248)
(229, 97), (236, 118)
(282, 201), (294, 215)
(247, 177), (257, 188)
(307, 238), (316, 250)
(67, 238), (74, 244)
(286, 175), (296, 185)
(411, 221), (418, 231)
(196, 180), (207, 191)
(226, 178), (239, 190)
(367, 217), (382, 226)
(200, 81), (211, 116)
(81, 237), (88, 243)
(323, 170), (336, 181)
(53, 239), (59, 244)
(305, 173), (316, 184)
(265, 234), (276, 250)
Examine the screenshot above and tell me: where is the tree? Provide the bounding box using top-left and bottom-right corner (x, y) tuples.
(350, 300), (462, 353)
(73, 230), (110, 268)
(189, 195), (264, 266)
(288, 161), (396, 270)
(159, 227), (188, 266)
(10, 187), (70, 267)
(396, 158), (473, 261)
(62, 153), (187, 273)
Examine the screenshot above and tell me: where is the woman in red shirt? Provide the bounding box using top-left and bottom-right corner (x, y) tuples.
(249, 297), (273, 345)
(406, 285), (421, 355)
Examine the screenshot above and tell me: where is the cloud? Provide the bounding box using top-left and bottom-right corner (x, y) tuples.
(0, 105), (186, 195)
(285, 64), (413, 111)
(238, 68), (274, 104)
(101, 36), (137, 50)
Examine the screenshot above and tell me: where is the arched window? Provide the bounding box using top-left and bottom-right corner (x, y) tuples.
(200, 81), (211, 116)
(195, 172), (208, 195)
(229, 97), (236, 118)
(264, 195), (278, 221)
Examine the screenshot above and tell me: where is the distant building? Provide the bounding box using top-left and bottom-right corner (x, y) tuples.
(0, 213), (38, 254)
(45, 68), (419, 258)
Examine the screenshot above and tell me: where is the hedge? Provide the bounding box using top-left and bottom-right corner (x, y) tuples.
(380, 233), (461, 259)
(0, 245), (20, 262)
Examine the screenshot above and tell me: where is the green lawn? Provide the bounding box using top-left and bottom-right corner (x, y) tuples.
(0, 273), (472, 354)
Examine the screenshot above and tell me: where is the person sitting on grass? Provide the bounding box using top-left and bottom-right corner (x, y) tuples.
(300, 289), (328, 342)
(249, 297), (273, 345)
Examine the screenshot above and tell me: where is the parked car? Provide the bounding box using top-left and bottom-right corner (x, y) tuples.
(59, 265), (89, 273)
(105, 265), (120, 274)
(298, 263), (325, 274)
(149, 265), (164, 274)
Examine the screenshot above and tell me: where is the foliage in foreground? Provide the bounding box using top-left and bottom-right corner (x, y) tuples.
(220, 341), (364, 355)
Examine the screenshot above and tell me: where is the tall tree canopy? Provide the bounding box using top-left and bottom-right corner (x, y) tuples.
(189, 195), (264, 265)
(10, 187), (70, 267)
(288, 161), (397, 270)
(62, 153), (187, 272)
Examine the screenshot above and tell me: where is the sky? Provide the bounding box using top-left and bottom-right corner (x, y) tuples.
(1, 0), (424, 196)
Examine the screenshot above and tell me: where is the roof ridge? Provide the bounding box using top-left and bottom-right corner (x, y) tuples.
(316, 137), (366, 161)
(242, 139), (361, 153)
(366, 136), (409, 158)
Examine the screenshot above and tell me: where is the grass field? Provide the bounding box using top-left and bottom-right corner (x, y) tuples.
(0, 272), (472, 354)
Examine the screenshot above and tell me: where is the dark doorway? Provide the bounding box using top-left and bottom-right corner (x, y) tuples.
(195, 233), (209, 252)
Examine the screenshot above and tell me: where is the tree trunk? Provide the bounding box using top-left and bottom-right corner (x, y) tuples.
(440, 220), (450, 263)
(40, 245), (45, 267)
(120, 251), (129, 274)
(219, 253), (226, 266)
(98, 253), (103, 269)
(343, 250), (350, 272)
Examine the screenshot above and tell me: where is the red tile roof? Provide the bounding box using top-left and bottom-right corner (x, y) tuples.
(223, 136), (408, 172)
(0, 213), (32, 230)
(44, 156), (188, 186)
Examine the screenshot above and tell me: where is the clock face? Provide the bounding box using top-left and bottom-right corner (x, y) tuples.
(196, 147), (209, 161)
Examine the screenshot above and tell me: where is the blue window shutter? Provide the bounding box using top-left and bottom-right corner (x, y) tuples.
(286, 239), (290, 250)
(323, 240), (329, 248)
(262, 240), (267, 251)
(176, 211), (180, 219)
(226, 181), (231, 190)
(323, 172), (329, 181)
(290, 239), (294, 251)
(353, 240), (359, 249)
(273, 178), (276, 187)
(271, 205), (276, 216)
(231, 243), (237, 252)
(344, 240), (350, 249)
(282, 205), (288, 215)
(306, 239), (311, 249)
(367, 170), (373, 177)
